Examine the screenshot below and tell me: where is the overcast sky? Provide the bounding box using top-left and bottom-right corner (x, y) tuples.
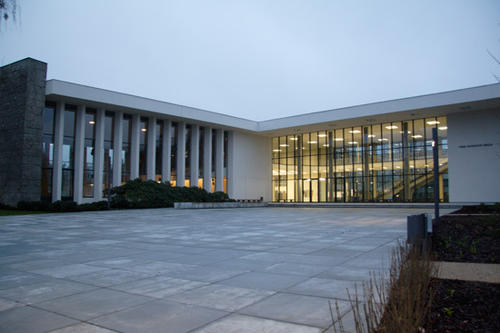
(1, 0), (499, 120)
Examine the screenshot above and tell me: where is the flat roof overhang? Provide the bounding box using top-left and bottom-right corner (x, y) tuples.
(46, 80), (500, 136)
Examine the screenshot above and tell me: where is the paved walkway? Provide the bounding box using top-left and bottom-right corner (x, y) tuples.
(0, 207), (439, 333)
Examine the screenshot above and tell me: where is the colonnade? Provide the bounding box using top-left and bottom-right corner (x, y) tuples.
(50, 102), (227, 203)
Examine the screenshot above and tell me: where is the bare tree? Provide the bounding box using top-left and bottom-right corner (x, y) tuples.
(0, 0), (16, 21)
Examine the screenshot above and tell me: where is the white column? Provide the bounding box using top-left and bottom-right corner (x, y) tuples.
(176, 122), (186, 187)
(203, 126), (212, 192)
(52, 102), (65, 202)
(112, 111), (123, 187)
(190, 125), (200, 187)
(147, 116), (156, 180)
(215, 128), (224, 192)
(162, 120), (172, 184)
(227, 131), (235, 198)
(130, 114), (140, 180)
(94, 109), (105, 200)
(73, 105), (85, 204)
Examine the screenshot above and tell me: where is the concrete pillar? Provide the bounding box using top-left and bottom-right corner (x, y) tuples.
(215, 128), (224, 192)
(130, 114), (140, 179)
(147, 116), (156, 180)
(162, 120), (172, 184)
(190, 125), (200, 187)
(94, 109), (105, 200)
(176, 122), (186, 187)
(112, 111), (123, 187)
(52, 102), (65, 202)
(403, 122), (410, 201)
(203, 126), (212, 192)
(73, 105), (85, 204)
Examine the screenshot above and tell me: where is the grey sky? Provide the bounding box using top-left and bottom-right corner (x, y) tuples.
(1, 0), (499, 120)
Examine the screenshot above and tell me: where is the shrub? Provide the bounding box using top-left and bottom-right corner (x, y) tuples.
(109, 179), (233, 209)
(17, 200), (51, 211)
(331, 243), (436, 333)
(77, 201), (108, 211)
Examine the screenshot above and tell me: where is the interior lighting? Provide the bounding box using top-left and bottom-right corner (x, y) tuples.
(272, 149), (282, 152)
(385, 125), (398, 129)
(377, 138), (389, 142)
(349, 129), (361, 134)
(357, 168), (362, 171)
(367, 134), (376, 138)
(322, 144), (329, 147)
(88, 120), (95, 125)
(412, 135), (423, 139)
(348, 141), (358, 145)
(426, 120), (440, 125)
(141, 128), (147, 132)
(279, 144), (289, 147)
(438, 126), (448, 130)
(318, 133), (327, 137)
(308, 141), (317, 144)
(319, 177), (326, 181)
(334, 138), (344, 141)
(290, 137), (298, 141)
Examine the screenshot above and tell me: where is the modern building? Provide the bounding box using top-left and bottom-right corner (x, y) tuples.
(1, 58), (499, 206)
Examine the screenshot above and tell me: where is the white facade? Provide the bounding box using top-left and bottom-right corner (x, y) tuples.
(44, 80), (500, 204)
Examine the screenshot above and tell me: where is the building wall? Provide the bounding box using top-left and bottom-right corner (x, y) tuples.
(0, 58), (47, 206)
(448, 108), (500, 203)
(228, 131), (271, 201)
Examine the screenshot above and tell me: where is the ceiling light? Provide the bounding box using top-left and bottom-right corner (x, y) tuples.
(378, 138), (389, 142)
(438, 126), (448, 130)
(308, 141), (317, 144)
(279, 144), (289, 147)
(88, 120), (95, 125)
(426, 120), (440, 125)
(348, 141), (358, 145)
(357, 168), (362, 171)
(272, 149), (281, 152)
(319, 177), (326, 181)
(367, 134), (376, 138)
(385, 125), (398, 130)
(289, 137), (298, 141)
(349, 129), (361, 134)
(141, 128), (147, 132)
(334, 138), (344, 141)
(318, 133), (327, 137)
(322, 144), (329, 147)
(412, 135), (423, 139)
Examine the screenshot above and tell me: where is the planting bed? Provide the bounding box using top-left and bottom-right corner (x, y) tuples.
(425, 278), (500, 332)
(432, 215), (499, 263)
(424, 205), (500, 332)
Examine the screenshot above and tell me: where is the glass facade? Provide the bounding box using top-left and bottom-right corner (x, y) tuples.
(83, 109), (96, 197)
(103, 112), (114, 196)
(155, 120), (163, 182)
(62, 105), (76, 200)
(139, 117), (148, 180)
(121, 114), (132, 184)
(272, 116), (448, 203)
(41, 102), (56, 201)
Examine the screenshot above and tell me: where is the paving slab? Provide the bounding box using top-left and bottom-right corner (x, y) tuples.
(217, 271), (308, 291)
(239, 292), (351, 328)
(35, 288), (153, 320)
(48, 323), (117, 333)
(167, 284), (274, 311)
(433, 261), (500, 283)
(111, 276), (208, 298)
(192, 313), (322, 333)
(90, 299), (228, 333)
(0, 306), (77, 333)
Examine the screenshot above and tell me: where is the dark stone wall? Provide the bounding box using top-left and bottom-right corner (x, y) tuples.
(0, 58), (47, 206)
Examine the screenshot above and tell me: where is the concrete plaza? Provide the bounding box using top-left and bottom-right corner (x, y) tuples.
(0, 207), (438, 332)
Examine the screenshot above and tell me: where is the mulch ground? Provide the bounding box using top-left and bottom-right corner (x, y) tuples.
(431, 214), (499, 264)
(423, 205), (500, 332)
(424, 278), (500, 333)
